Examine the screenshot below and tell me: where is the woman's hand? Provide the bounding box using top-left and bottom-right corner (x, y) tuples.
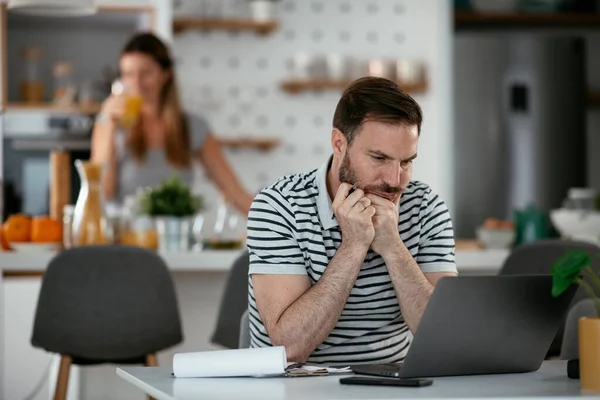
(99, 95), (127, 126)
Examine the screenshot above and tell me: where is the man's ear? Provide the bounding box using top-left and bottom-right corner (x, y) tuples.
(331, 128), (347, 157)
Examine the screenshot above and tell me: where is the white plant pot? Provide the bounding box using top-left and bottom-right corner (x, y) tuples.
(249, 0), (276, 22)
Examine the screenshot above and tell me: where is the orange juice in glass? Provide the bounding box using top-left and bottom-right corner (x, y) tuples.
(121, 94), (142, 129)
(111, 79), (142, 129)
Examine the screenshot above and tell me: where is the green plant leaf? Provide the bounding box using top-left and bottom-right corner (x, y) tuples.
(139, 175), (203, 217)
(550, 250), (592, 297)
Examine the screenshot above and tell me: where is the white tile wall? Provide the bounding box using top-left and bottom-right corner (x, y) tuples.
(173, 0), (454, 216)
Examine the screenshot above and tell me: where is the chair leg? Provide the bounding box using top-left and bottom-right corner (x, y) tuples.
(145, 354), (159, 400)
(145, 353), (158, 367)
(54, 355), (72, 400)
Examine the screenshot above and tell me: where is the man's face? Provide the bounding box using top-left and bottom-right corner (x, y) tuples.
(338, 121), (419, 205)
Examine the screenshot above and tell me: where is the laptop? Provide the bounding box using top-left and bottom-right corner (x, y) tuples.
(351, 275), (577, 378)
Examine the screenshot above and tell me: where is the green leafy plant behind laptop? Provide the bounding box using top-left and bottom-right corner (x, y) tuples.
(551, 250), (600, 317)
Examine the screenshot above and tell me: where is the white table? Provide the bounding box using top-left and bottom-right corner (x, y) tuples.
(116, 361), (597, 400)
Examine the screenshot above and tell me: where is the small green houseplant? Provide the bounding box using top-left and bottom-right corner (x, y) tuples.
(140, 175), (203, 217)
(550, 249), (600, 316)
(139, 176), (203, 252)
(551, 249), (600, 391)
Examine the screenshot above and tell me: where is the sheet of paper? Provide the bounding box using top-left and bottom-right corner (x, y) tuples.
(173, 346), (287, 378)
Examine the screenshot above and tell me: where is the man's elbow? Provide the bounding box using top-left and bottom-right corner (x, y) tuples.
(269, 332), (312, 363)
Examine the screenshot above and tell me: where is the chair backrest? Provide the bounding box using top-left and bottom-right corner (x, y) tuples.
(31, 246), (183, 361)
(560, 299), (598, 360)
(239, 309), (250, 349)
(499, 239), (600, 277)
(210, 250), (250, 348)
(498, 239), (600, 356)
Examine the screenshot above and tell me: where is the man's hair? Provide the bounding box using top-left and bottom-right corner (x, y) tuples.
(332, 77), (423, 145)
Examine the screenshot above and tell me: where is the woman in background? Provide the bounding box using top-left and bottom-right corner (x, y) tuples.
(91, 32), (254, 215)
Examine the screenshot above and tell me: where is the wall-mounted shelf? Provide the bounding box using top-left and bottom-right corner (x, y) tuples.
(217, 137), (281, 151)
(455, 11), (600, 31)
(5, 102), (102, 114)
(173, 18), (279, 35)
(281, 79), (428, 95)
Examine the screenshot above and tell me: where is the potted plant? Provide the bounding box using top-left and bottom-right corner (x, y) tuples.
(246, 0), (281, 22)
(551, 250), (600, 391)
(139, 175), (203, 252)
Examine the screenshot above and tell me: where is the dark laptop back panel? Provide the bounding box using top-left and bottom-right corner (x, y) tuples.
(400, 275), (577, 378)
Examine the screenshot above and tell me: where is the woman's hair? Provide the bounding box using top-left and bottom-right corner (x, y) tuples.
(122, 32), (191, 168)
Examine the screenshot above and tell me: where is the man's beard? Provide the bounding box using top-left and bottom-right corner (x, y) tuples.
(339, 152), (404, 196)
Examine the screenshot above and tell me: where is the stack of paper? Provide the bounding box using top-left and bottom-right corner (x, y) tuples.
(173, 346), (288, 378)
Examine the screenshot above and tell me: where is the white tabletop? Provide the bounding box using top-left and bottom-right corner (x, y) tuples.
(116, 361), (596, 400)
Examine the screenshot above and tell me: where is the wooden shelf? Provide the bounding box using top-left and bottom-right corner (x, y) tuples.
(217, 137), (280, 151)
(281, 79), (428, 95)
(5, 102), (102, 114)
(455, 11), (600, 31)
(173, 18), (279, 35)
(588, 91), (600, 108)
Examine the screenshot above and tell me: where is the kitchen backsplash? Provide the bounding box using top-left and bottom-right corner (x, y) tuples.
(174, 0), (453, 219)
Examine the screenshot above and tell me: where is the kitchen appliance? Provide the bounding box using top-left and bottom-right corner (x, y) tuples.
(503, 36), (586, 216)
(2, 109), (94, 218)
(453, 36), (587, 238)
(7, 0), (97, 16)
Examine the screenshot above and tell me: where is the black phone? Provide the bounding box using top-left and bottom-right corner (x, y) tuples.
(340, 376), (433, 387)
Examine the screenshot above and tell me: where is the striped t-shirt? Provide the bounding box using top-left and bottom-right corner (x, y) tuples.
(247, 157), (457, 365)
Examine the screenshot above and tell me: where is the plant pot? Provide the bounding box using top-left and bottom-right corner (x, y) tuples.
(248, 0), (275, 22)
(579, 317), (600, 391)
(155, 216), (193, 253)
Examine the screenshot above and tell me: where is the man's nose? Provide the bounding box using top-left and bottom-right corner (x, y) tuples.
(383, 163), (402, 187)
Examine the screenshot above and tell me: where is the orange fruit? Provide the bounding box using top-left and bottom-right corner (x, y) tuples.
(483, 218), (501, 229)
(3, 214), (32, 243)
(0, 229), (12, 251)
(31, 216), (62, 243)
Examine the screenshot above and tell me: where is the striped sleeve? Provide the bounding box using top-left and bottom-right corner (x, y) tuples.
(415, 189), (457, 273)
(246, 189), (307, 276)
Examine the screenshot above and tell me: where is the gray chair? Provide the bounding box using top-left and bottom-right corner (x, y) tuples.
(211, 250), (250, 349)
(560, 299), (598, 360)
(239, 309), (251, 349)
(31, 246), (183, 400)
(498, 239), (600, 357)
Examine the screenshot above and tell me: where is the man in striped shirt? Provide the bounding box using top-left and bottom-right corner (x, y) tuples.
(247, 77), (457, 365)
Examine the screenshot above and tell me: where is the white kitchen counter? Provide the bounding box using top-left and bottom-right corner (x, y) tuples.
(0, 248), (509, 275)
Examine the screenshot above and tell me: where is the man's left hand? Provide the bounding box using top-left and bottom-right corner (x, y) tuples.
(365, 194), (402, 257)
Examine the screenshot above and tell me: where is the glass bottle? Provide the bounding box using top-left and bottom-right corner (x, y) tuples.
(20, 46), (44, 103)
(62, 204), (75, 249)
(71, 160), (108, 246)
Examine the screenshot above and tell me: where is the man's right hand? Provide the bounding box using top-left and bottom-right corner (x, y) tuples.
(332, 183), (376, 251)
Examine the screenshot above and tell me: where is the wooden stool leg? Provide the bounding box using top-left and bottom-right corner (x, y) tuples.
(145, 353), (158, 367)
(54, 355), (72, 400)
(145, 354), (159, 400)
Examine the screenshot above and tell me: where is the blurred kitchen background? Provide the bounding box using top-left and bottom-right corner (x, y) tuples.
(2, 0), (599, 245)
(3, 1), (600, 399)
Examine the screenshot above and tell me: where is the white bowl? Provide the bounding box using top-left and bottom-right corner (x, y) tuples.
(470, 0), (519, 12)
(550, 209), (600, 242)
(9, 242), (61, 253)
(476, 227), (515, 249)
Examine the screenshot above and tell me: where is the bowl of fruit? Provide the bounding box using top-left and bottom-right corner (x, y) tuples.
(1, 214), (63, 252)
(476, 218), (515, 249)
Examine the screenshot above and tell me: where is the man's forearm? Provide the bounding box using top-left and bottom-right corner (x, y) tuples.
(270, 243), (366, 362)
(383, 243), (434, 334)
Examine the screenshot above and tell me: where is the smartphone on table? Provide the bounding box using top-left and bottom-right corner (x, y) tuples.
(340, 376), (433, 387)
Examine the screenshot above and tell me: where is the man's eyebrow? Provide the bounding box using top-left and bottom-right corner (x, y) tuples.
(367, 149), (418, 162)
